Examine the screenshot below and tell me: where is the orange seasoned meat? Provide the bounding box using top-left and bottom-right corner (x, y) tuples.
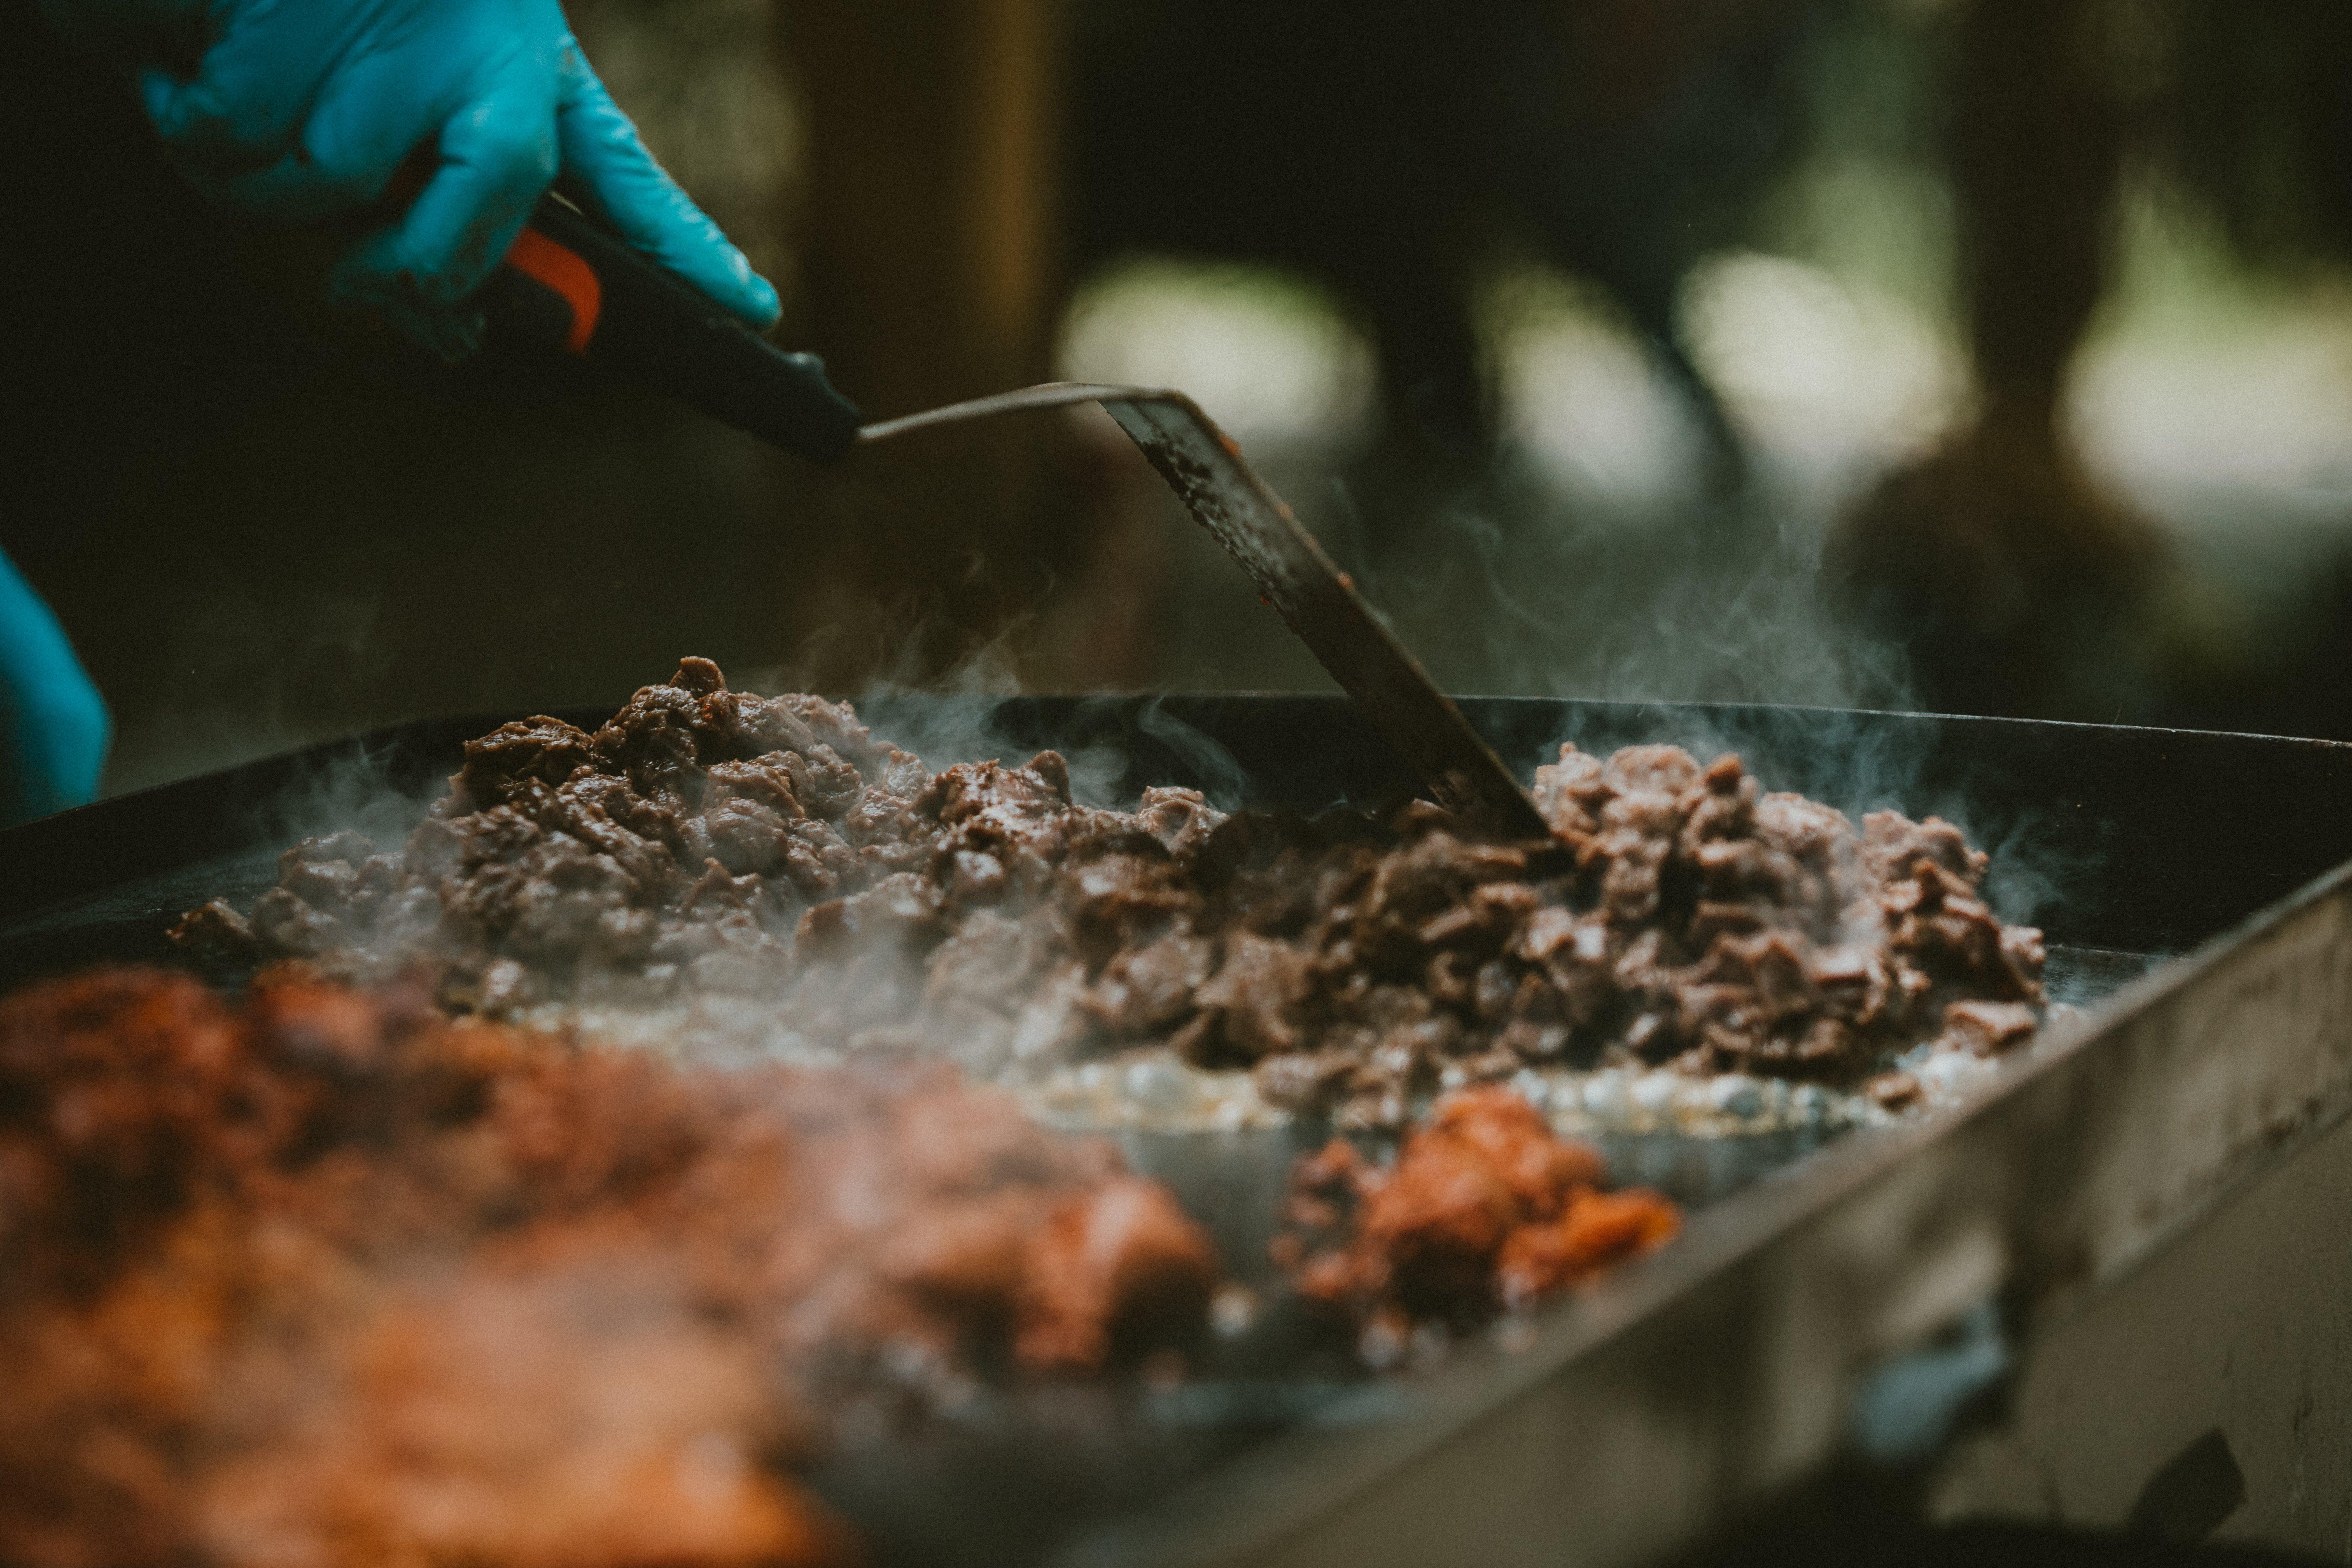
(1276, 1087), (1679, 1344)
(0, 968), (1219, 1568)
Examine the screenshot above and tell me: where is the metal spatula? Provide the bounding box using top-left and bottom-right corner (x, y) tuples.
(484, 198), (1550, 837)
(859, 385), (1547, 835)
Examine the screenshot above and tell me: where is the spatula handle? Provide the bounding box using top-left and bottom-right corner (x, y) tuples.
(483, 194), (864, 462)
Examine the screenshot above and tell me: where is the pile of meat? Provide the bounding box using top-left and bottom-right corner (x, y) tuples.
(1275, 1088), (1680, 1354)
(0, 968), (1218, 1568)
(179, 659), (2046, 1128)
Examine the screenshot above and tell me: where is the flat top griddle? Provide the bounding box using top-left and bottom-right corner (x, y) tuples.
(1, 694), (2344, 1568)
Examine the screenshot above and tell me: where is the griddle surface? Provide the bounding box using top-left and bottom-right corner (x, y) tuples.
(0, 694), (2333, 1568)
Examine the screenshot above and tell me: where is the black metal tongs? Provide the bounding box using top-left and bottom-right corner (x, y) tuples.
(483, 196), (1550, 839)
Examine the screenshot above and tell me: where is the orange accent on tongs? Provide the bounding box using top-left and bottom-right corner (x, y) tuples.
(503, 227), (603, 354)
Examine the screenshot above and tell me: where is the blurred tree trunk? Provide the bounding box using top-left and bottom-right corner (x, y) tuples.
(786, 0), (1063, 414)
(1825, 0), (2174, 721)
(1953, 0), (2119, 442)
(773, 0), (1097, 691)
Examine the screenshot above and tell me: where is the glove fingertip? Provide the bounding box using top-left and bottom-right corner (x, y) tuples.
(138, 68), (186, 134)
(738, 268), (783, 331)
(136, 65), (173, 109)
(679, 241), (780, 330)
(672, 218), (782, 328)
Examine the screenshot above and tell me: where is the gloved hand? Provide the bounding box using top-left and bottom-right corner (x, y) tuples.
(0, 552), (110, 826)
(41, 0), (782, 358)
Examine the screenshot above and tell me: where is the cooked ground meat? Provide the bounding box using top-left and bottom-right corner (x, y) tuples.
(1272, 1087), (1680, 1352)
(179, 659), (2046, 1128)
(0, 967), (1218, 1568)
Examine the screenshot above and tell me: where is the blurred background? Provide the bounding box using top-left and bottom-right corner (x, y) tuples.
(4, 0), (2351, 795)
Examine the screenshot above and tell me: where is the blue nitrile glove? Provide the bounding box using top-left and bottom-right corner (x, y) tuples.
(0, 551), (110, 826)
(41, 0), (782, 358)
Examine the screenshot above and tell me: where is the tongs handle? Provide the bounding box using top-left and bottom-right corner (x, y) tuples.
(482, 195), (864, 462)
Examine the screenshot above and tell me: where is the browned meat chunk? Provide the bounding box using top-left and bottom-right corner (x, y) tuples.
(166, 897), (258, 965)
(1085, 933), (1212, 1035)
(1188, 933), (1319, 1063)
(449, 717), (598, 813)
(1938, 998), (2041, 1055)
